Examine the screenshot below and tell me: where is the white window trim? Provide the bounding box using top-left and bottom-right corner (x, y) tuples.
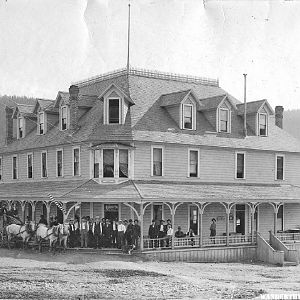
(56, 149), (64, 177)
(72, 147), (81, 176)
(275, 154), (285, 181)
(258, 113), (268, 136)
(187, 148), (200, 178)
(0, 156), (3, 181)
(105, 97), (122, 125)
(187, 204), (199, 235)
(181, 103), (196, 130)
(60, 105), (69, 131)
(235, 151), (246, 180)
(38, 112), (46, 135)
(17, 116), (25, 139)
(151, 203), (165, 222)
(218, 107), (231, 133)
(27, 152), (33, 179)
(151, 145), (164, 177)
(12, 155), (18, 180)
(41, 150), (48, 178)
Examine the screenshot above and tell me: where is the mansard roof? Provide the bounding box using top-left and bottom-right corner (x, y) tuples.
(0, 67), (300, 154)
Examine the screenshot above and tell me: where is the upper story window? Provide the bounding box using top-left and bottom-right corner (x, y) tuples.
(18, 116), (24, 139)
(12, 155), (18, 179)
(108, 98), (120, 124)
(235, 152), (245, 179)
(73, 148), (80, 176)
(56, 150), (63, 177)
(103, 149), (115, 177)
(188, 149), (199, 178)
(27, 153), (33, 179)
(183, 104), (193, 130)
(60, 106), (68, 130)
(259, 113), (268, 136)
(0, 157), (2, 181)
(38, 112), (45, 135)
(219, 108), (230, 133)
(152, 146), (163, 176)
(276, 155), (284, 180)
(41, 151), (47, 178)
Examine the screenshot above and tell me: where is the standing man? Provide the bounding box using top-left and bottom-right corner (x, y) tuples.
(103, 219), (112, 248)
(111, 220), (118, 248)
(132, 219), (141, 250)
(92, 216), (102, 249)
(38, 215), (48, 226)
(80, 217), (89, 248)
(68, 219), (76, 248)
(158, 220), (166, 247)
(210, 218), (217, 243)
(117, 220), (126, 250)
(148, 219), (159, 248)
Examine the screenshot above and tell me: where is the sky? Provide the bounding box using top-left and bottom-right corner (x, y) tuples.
(0, 0), (300, 110)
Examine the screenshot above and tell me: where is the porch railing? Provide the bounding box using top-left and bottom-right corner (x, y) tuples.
(276, 232), (300, 242)
(143, 234), (255, 250)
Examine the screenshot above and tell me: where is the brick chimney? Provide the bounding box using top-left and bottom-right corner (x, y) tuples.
(69, 85), (80, 132)
(275, 106), (284, 129)
(5, 106), (13, 144)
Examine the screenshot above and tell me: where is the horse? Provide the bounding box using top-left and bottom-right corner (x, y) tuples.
(36, 223), (60, 253)
(6, 221), (36, 249)
(57, 223), (70, 251)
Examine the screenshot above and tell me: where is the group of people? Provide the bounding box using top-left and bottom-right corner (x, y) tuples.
(68, 216), (141, 251)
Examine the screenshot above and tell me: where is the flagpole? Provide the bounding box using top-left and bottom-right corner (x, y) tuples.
(126, 3), (131, 73)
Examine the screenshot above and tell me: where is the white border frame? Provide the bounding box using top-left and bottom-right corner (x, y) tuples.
(17, 116), (24, 139)
(72, 146), (81, 176)
(151, 203), (165, 222)
(41, 150), (48, 178)
(275, 154), (285, 181)
(151, 145), (164, 177)
(12, 155), (18, 180)
(56, 148), (64, 177)
(106, 97), (122, 125)
(27, 152), (33, 179)
(181, 103), (196, 130)
(218, 107), (231, 133)
(235, 151), (246, 180)
(60, 105), (69, 131)
(187, 148), (200, 178)
(258, 113), (268, 136)
(37, 111), (46, 135)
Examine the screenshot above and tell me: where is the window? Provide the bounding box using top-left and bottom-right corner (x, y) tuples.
(41, 151), (47, 178)
(18, 116), (24, 138)
(108, 99), (120, 124)
(153, 204), (163, 222)
(276, 155), (284, 180)
(73, 148), (80, 176)
(183, 104), (193, 130)
(152, 147), (163, 176)
(236, 152), (245, 179)
(0, 157), (2, 181)
(27, 153), (33, 179)
(103, 149), (114, 177)
(61, 106), (68, 130)
(259, 113), (267, 136)
(219, 108), (230, 133)
(119, 149), (128, 178)
(93, 149), (101, 178)
(56, 150), (63, 177)
(38, 112), (45, 135)
(12, 155), (18, 179)
(189, 150), (199, 177)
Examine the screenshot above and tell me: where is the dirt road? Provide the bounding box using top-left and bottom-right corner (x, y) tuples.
(0, 248), (299, 299)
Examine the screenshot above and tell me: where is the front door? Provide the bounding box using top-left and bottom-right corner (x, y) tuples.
(189, 206), (198, 235)
(104, 204), (119, 222)
(236, 204), (245, 234)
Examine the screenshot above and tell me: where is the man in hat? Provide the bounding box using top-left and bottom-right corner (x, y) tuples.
(132, 219), (141, 250)
(158, 220), (166, 247)
(80, 217), (89, 248)
(68, 219), (76, 248)
(117, 220), (126, 250)
(148, 219), (159, 248)
(92, 216), (102, 249)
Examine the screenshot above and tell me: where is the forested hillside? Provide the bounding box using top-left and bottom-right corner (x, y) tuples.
(284, 110), (300, 140)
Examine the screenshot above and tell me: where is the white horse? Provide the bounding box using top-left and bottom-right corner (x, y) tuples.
(6, 222), (36, 249)
(57, 223), (70, 251)
(36, 224), (60, 252)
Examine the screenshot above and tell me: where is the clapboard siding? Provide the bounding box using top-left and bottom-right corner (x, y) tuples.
(284, 203), (300, 229)
(258, 203), (274, 239)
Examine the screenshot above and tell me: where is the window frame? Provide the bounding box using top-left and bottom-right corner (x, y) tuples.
(56, 149), (64, 177)
(38, 112), (45, 135)
(12, 155), (18, 180)
(219, 107), (231, 133)
(27, 152), (33, 179)
(60, 105), (69, 131)
(182, 103), (194, 130)
(72, 147), (81, 176)
(258, 113), (268, 136)
(235, 151), (246, 180)
(188, 148), (200, 178)
(151, 203), (165, 223)
(0, 156), (2, 181)
(41, 151), (48, 178)
(151, 145), (164, 177)
(17, 116), (24, 139)
(275, 154), (285, 181)
(107, 97), (121, 125)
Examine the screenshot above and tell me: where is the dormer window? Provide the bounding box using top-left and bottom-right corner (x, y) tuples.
(17, 116), (24, 139)
(259, 113), (267, 136)
(60, 106), (68, 130)
(183, 104), (193, 129)
(38, 112), (45, 135)
(108, 98), (120, 124)
(219, 108), (230, 133)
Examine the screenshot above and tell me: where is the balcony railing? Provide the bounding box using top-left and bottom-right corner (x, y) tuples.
(276, 232), (300, 242)
(143, 234), (255, 250)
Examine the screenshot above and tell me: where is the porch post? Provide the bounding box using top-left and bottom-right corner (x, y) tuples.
(21, 201), (26, 222)
(171, 203), (175, 249)
(226, 205), (230, 246)
(140, 203), (144, 251)
(199, 208), (203, 248)
(46, 202), (51, 223)
(63, 203), (67, 223)
(273, 204), (279, 235)
(250, 206), (255, 244)
(32, 201), (36, 223)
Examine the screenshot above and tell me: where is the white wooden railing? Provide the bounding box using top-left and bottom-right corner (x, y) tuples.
(276, 232), (300, 242)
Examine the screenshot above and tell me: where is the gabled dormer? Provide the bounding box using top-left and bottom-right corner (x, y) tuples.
(198, 94), (236, 133)
(33, 99), (56, 135)
(54, 91), (70, 131)
(160, 89), (201, 130)
(99, 84), (134, 125)
(12, 104), (36, 139)
(237, 99), (274, 137)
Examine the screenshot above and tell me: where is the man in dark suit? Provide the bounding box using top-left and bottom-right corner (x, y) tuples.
(92, 216), (102, 249)
(68, 219), (76, 248)
(133, 219), (141, 250)
(103, 219), (112, 248)
(158, 219), (166, 247)
(148, 219), (159, 248)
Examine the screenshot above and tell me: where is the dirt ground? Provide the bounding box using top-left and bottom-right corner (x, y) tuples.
(0, 248), (300, 299)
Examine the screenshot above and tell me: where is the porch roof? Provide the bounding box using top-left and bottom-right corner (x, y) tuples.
(1, 179), (300, 203)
